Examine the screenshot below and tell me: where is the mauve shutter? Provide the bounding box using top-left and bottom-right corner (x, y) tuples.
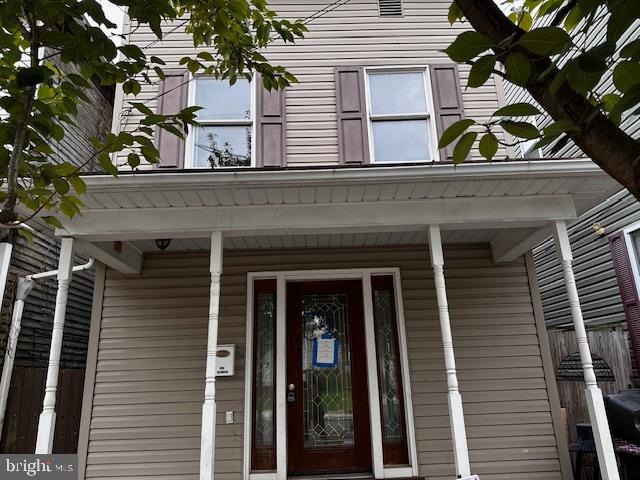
(155, 70), (189, 168)
(429, 64), (465, 162)
(335, 67), (369, 165)
(256, 75), (287, 167)
(609, 231), (640, 372)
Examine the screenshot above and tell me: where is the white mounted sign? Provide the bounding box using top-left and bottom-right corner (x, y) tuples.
(216, 344), (235, 376)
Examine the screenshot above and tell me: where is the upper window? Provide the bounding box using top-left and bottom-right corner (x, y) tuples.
(190, 77), (254, 168)
(366, 69), (437, 163)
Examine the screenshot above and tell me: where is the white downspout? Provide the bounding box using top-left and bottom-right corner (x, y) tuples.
(0, 257), (94, 438)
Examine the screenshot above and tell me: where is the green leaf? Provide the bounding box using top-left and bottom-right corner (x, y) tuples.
(613, 61), (640, 93)
(577, 0), (599, 14)
(504, 53), (532, 87)
(500, 120), (540, 139)
(564, 5), (583, 31)
(566, 60), (601, 95)
(438, 119), (475, 148)
(519, 12), (533, 31)
(608, 0), (640, 43)
(493, 103), (542, 117)
(452, 132), (477, 164)
(98, 154), (118, 176)
(601, 93), (620, 112)
(128, 152), (141, 169)
(42, 216), (64, 229)
(467, 55), (496, 88)
(478, 133), (498, 161)
(17, 227), (33, 243)
(543, 119), (580, 137)
(443, 31), (494, 62)
(538, 0), (565, 17)
(612, 83), (640, 117)
(52, 178), (70, 195)
(69, 176), (87, 195)
(447, 2), (462, 24)
(16, 67), (47, 87)
(517, 27), (572, 56)
(621, 39), (640, 61)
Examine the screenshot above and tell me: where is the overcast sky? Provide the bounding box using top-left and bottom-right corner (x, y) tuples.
(101, 1), (125, 46)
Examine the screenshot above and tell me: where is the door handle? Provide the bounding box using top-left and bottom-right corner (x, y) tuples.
(287, 383), (295, 403)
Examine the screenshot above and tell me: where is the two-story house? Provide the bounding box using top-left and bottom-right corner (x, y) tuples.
(31, 1), (627, 479)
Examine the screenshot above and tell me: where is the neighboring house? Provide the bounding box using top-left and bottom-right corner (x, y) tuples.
(501, 15), (640, 443)
(0, 55), (114, 453)
(36, 1), (628, 480)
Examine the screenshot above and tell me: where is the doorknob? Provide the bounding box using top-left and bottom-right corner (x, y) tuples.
(287, 384), (295, 403)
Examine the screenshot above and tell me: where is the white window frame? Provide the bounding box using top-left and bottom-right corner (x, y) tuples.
(364, 66), (439, 164)
(242, 268), (419, 480)
(623, 222), (640, 295)
(185, 74), (257, 169)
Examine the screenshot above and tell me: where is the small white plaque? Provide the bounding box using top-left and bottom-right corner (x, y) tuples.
(216, 344), (235, 376)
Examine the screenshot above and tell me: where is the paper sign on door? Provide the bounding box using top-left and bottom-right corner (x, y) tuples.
(313, 335), (339, 368)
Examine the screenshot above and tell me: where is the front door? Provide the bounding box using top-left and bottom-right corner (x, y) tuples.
(287, 280), (372, 475)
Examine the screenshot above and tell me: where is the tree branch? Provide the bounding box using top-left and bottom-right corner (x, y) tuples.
(0, 15), (39, 225)
(455, 0), (640, 200)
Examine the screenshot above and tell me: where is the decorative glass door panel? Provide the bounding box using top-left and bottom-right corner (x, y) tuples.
(371, 275), (409, 465)
(287, 281), (372, 475)
(301, 293), (355, 448)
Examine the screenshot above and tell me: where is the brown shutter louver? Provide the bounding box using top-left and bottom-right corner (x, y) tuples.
(256, 75), (287, 167)
(155, 70), (189, 168)
(429, 64), (465, 162)
(609, 231), (640, 373)
(335, 67), (370, 165)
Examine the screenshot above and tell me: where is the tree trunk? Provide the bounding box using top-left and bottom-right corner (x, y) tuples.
(455, 0), (640, 201)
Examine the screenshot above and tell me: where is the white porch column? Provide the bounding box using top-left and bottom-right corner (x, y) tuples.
(0, 277), (34, 432)
(0, 242), (13, 318)
(201, 231), (223, 480)
(428, 225), (471, 478)
(553, 221), (620, 480)
(35, 237), (74, 454)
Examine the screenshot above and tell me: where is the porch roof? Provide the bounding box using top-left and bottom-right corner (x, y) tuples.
(57, 159), (621, 272)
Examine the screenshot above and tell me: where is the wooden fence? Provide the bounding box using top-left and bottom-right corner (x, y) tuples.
(548, 328), (633, 443)
(0, 367), (85, 453)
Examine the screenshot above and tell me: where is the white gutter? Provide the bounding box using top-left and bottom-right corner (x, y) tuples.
(78, 159), (605, 192)
(0, 257), (95, 434)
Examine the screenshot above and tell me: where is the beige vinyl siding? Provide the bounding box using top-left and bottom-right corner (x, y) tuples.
(115, 0), (507, 169)
(84, 244), (561, 480)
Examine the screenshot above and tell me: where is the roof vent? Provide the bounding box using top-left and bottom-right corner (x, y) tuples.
(378, 0), (403, 17)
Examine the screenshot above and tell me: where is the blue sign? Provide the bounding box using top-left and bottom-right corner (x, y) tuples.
(312, 334), (339, 368)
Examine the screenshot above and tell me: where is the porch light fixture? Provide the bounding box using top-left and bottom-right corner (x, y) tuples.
(155, 239), (172, 251)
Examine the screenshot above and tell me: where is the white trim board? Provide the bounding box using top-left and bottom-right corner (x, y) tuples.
(243, 268), (419, 480)
(58, 194), (577, 241)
